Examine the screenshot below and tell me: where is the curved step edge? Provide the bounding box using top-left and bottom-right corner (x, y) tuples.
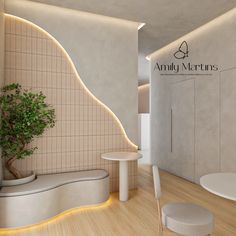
(0, 170), (110, 228)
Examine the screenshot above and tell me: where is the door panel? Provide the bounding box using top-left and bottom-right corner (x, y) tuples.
(221, 69), (236, 172)
(195, 78), (220, 182)
(170, 80), (195, 182)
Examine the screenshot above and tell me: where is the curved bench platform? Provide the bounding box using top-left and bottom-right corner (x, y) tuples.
(0, 170), (109, 228)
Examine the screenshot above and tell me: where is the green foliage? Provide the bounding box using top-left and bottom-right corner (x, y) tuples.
(0, 83), (56, 160)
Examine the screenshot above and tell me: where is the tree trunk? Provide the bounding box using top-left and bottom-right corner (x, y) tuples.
(5, 157), (22, 179)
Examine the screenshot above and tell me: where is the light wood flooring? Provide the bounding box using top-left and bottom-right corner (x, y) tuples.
(0, 165), (236, 236)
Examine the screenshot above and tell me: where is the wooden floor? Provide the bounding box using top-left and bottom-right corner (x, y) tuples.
(1, 165), (236, 236)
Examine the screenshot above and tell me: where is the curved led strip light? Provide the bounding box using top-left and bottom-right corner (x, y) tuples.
(5, 13), (137, 149)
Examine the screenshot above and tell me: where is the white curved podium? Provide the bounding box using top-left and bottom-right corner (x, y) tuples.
(0, 170), (109, 228)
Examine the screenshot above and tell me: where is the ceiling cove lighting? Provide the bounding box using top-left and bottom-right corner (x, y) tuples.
(0, 197), (112, 234)
(146, 7), (236, 60)
(4, 14), (137, 150)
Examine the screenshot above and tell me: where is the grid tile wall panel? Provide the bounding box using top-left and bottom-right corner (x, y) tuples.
(4, 15), (137, 192)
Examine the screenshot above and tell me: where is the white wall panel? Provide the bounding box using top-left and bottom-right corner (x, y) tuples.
(150, 8), (236, 183)
(195, 78), (220, 182)
(170, 80), (195, 181)
(220, 69), (236, 172)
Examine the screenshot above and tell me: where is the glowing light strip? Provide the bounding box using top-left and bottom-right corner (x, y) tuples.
(138, 83), (149, 89)
(0, 197), (112, 233)
(138, 23), (146, 30)
(4, 14), (137, 149)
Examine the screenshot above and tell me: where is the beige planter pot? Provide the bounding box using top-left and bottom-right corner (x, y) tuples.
(2, 172), (36, 187)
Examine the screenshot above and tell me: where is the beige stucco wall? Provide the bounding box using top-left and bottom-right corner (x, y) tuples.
(5, 0), (139, 145)
(149, 8), (236, 183)
(0, 0), (4, 185)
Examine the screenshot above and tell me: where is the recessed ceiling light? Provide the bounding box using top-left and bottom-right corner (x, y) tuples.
(138, 23), (146, 30)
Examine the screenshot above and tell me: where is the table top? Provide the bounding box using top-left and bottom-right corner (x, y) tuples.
(101, 152), (142, 161)
(200, 173), (236, 201)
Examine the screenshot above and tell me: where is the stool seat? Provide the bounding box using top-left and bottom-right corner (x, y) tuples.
(162, 202), (214, 236)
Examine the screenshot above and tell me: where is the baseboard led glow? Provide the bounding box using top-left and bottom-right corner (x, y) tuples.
(4, 14), (137, 149)
(0, 197), (112, 234)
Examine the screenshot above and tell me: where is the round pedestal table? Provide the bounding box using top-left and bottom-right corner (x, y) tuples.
(200, 173), (236, 201)
(101, 152), (142, 201)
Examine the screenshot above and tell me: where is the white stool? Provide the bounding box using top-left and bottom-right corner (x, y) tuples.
(152, 165), (214, 236)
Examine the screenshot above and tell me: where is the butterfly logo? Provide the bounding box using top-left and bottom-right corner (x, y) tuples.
(174, 41), (189, 59)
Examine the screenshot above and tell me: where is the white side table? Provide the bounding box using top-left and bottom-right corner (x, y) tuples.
(200, 173), (236, 201)
(101, 152), (142, 201)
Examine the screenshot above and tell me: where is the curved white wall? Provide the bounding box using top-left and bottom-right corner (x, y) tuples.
(5, 0), (139, 144)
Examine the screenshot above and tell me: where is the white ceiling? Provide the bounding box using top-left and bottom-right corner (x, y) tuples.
(29, 0), (236, 81)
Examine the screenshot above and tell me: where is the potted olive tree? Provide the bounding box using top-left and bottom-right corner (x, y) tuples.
(0, 83), (55, 186)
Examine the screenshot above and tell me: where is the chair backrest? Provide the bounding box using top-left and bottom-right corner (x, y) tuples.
(152, 165), (162, 199)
